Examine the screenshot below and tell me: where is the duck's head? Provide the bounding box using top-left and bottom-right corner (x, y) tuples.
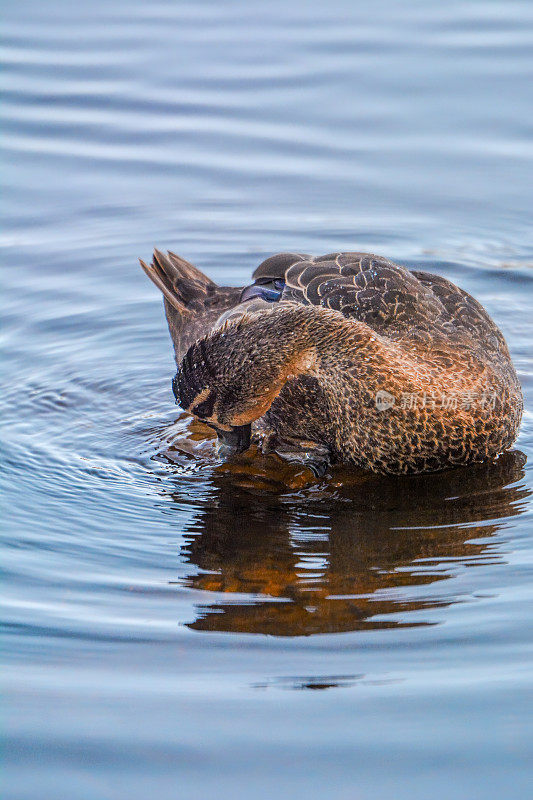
(172, 318), (299, 454)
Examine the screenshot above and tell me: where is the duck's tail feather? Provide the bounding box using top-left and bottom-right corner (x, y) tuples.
(140, 249), (216, 313)
(140, 249), (243, 362)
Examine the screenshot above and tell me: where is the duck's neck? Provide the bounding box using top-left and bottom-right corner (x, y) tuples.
(228, 303), (391, 403)
(210, 303), (489, 431)
(257, 304), (493, 424)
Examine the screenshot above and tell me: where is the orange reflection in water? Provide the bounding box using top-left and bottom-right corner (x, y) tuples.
(164, 428), (528, 637)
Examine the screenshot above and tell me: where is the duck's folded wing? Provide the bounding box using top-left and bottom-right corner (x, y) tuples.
(281, 252), (445, 336)
(410, 270), (509, 356)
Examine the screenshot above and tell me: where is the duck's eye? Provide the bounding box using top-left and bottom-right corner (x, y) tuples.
(192, 392), (216, 420)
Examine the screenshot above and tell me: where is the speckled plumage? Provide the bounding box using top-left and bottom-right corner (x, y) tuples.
(141, 250), (523, 475)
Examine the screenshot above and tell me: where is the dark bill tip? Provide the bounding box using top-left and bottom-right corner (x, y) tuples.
(216, 424), (252, 454)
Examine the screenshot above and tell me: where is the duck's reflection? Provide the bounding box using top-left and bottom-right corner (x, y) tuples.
(168, 450), (528, 636)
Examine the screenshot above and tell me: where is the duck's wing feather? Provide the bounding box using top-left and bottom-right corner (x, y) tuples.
(280, 252), (445, 337)
(410, 270), (509, 355)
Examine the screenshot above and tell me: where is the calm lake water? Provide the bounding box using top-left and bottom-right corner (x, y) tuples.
(2, 1), (533, 798)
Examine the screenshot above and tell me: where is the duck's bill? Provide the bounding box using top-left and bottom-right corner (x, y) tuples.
(216, 424), (252, 454)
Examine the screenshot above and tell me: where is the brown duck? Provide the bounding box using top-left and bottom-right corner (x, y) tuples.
(140, 249), (522, 476)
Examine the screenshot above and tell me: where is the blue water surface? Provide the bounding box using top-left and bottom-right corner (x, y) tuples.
(2, 1), (533, 798)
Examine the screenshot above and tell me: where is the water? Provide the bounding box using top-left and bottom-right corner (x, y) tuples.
(2, 1), (533, 798)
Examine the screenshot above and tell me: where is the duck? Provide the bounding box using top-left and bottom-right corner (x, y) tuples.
(140, 249), (522, 476)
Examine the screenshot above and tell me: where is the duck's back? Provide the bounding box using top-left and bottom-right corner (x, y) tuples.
(250, 251), (511, 373)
